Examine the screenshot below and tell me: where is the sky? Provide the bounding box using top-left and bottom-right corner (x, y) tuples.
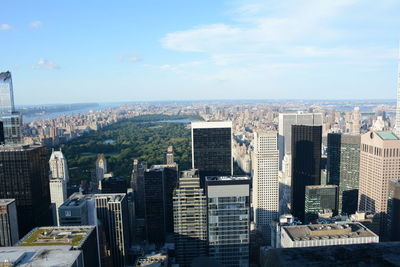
(0, 0), (399, 105)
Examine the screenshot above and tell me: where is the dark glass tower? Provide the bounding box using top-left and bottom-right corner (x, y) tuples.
(131, 159), (146, 219)
(327, 133), (360, 215)
(0, 145), (52, 237)
(291, 125), (322, 221)
(304, 185), (338, 223)
(191, 121), (232, 180)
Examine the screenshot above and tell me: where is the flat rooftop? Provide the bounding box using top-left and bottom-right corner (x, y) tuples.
(18, 226), (95, 248)
(375, 131), (399, 140)
(306, 185), (338, 190)
(282, 222), (377, 241)
(206, 176), (250, 181)
(191, 121), (232, 129)
(0, 246), (81, 267)
(0, 199), (15, 206)
(263, 242), (400, 267)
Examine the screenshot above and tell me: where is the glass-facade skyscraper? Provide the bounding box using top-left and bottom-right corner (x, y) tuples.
(0, 71), (15, 114)
(327, 133), (360, 215)
(304, 185), (338, 223)
(206, 176), (250, 267)
(291, 125), (322, 222)
(191, 121), (232, 181)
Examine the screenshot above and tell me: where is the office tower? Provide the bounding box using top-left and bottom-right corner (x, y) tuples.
(0, 121), (4, 144)
(279, 222), (378, 248)
(49, 149), (69, 183)
(59, 195), (90, 226)
(0, 112), (23, 145)
(0, 71), (15, 114)
(95, 154), (107, 180)
(387, 179), (400, 241)
(0, 71), (22, 145)
(327, 133), (361, 215)
(0, 199), (19, 246)
(252, 131), (279, 244)
(165, 145), (174, 165)
(95, 194), (129, 267)
(206, 176), (250, 267)
(278, 112), (322, 169)
(99, 176), (127, 193)
(173, 169), (208, 266)
(304, 185), (338, 223)
(191, 121), (232, 179)
(144, 167), (166, 244)
(352, 107), (361, 134)
(131, 159), (146, 219)
(291, 125), (322, 221)
(50, 178), (67, 225)
(395, 50), (400, 135)
(358, 131), (400, 235)
(17, 226), (99, 267)
(0, 145), (52, 237)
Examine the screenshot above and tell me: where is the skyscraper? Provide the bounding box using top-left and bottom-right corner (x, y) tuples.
(252, 131), (279, 244)
(0, 71), (15, 114)
(0, 71), (22, 145)
(191, 121), (232, 179)
(49, 178), (67, 225)
(95, 154), (107, 181)
(173, 169), (208, 266)
(291, 125), (322, 221)
(278, 112), (322, 169)
(352, 107), (361, 134)
(327, 133), (360, 215)
(304, 185), (338, 223)
(0, 145), (52, 237)
(131, 159), (146, 219)
(387, 179), (400, 241)
(206, 176), (250, 267)
(358, 131), (400, 236)
(49, 149), (69, 182)
(0, 199), (19, 246)
(395, 49), (400, 135)
(165, 145), (174, 165)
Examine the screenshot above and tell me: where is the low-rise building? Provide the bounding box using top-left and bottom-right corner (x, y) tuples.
(280, 222), (378, 248)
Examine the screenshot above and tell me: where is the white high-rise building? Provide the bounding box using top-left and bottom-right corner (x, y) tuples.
(49, 149), (69, 183)
(395, 49), (400, 135)
(278, 112), (323, 169)
(49, 178), (67, 225)
(96, 154), (107, 181)
(252, 131), (279, 244)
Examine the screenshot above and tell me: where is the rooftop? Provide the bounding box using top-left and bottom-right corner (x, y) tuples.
(206, 176), (250, 181)
(375, 131), (399, 140)
(306, 185), (338, 190)
(191, 121), (232, 129)
(0, 199), (15, 206)
(282, 222), (377, 241)
(0, 246), (81, 267)
(263, 242), (400, 267)
(17, 226), (95, 248)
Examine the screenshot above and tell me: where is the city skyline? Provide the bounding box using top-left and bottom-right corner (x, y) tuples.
(1, 1), (400, 104)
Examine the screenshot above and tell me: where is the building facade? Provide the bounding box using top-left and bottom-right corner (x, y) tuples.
(252, 131), (279, 244)
(191, 121), (233, 179)
(387, 179), (400, 241)
(0, 145), (52, 237)
(327, 133), (360, 215)
(95, 154), (107, 181)
(0, 199), (19, 246)
(358, 131), (400, 236)
(278, 112), (322, 169)
(206, 176), (250, 267)
(291, 125), (322, 221)
(49, 149), (69, 182)
(50, 178), (67, 225)
(304, 185), (338, 223)
(173, 169), (208, 266)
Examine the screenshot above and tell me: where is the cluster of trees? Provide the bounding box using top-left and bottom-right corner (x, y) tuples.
(58, 114), (202, 185)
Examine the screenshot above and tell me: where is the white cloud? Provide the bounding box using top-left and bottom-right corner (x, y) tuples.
(32, 58), (60, 70)
(30, 21), (43, 28)
(0, 24), (12, 30)
(118, 53), (142, 62)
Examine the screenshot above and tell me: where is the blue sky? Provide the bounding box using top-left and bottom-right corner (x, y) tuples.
(0, 0), (399, 105)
